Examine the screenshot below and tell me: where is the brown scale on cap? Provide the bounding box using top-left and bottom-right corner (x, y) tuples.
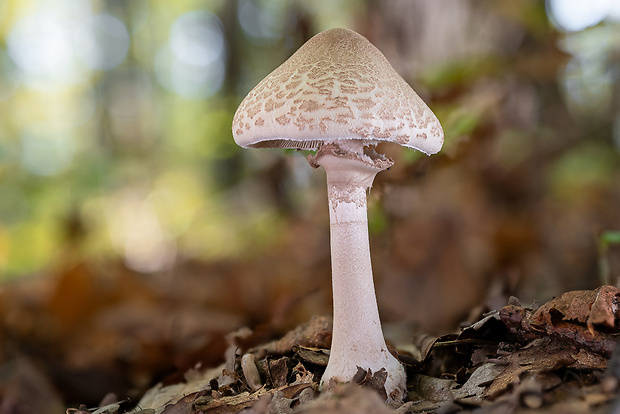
(232, 28), (443, 155)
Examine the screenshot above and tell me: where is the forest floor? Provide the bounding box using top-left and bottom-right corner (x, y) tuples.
(1, 262), (619, 414)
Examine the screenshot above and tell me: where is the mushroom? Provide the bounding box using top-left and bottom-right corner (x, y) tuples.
(232, 28), (443, 403)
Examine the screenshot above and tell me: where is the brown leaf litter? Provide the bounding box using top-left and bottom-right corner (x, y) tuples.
(68, 287), (620, 413)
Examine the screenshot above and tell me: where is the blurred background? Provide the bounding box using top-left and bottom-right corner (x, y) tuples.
(1, 0), (620, 410)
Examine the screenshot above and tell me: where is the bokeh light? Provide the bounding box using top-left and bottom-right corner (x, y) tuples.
(74, 13), (130, 71)
(8, 10), (88, 89)
(560, 40), (614, 116)
(548, 0), (620, 126)
(20, 126), (75, 176)
(104, 189), (177, 274)
(546, 0), (612, 32)
(238, 0), (286, 43)
(155, 10), (226, 99)
(0, 51), (18, 101)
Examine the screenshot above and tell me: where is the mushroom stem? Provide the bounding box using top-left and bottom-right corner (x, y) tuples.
(309, 143), (406, 404)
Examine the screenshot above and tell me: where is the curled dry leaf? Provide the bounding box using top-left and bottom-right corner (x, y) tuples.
(530, 290), (597, 325)
(292, 362), (315, 384)
(292, 345), (330, 366)
(407, 331), (439, 365)
(351, 367), (388, 401)
(530, 286), (620, 333)
(257, 356), (289, 388)
(588, 285), (620, 332)
(496, 288), (620, 358)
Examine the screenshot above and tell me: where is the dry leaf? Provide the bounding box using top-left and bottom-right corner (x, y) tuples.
(588, 286), (620, 332)
(530, 286), (620, 333)
(485, 339), (577, 397)
(292, 345), (330, 366)
(250, 317), (332, 358)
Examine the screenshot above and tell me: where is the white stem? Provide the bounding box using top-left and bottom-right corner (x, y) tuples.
(314, 149), (406, 404)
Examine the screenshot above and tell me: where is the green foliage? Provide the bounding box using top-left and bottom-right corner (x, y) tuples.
(368, 197), (388, 236)
(420, 57), (502, 90)
(598, 230), (620, 285)
(548, 142), (619, 202)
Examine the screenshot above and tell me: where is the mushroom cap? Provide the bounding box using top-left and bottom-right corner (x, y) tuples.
(232, 28), (443, 155)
